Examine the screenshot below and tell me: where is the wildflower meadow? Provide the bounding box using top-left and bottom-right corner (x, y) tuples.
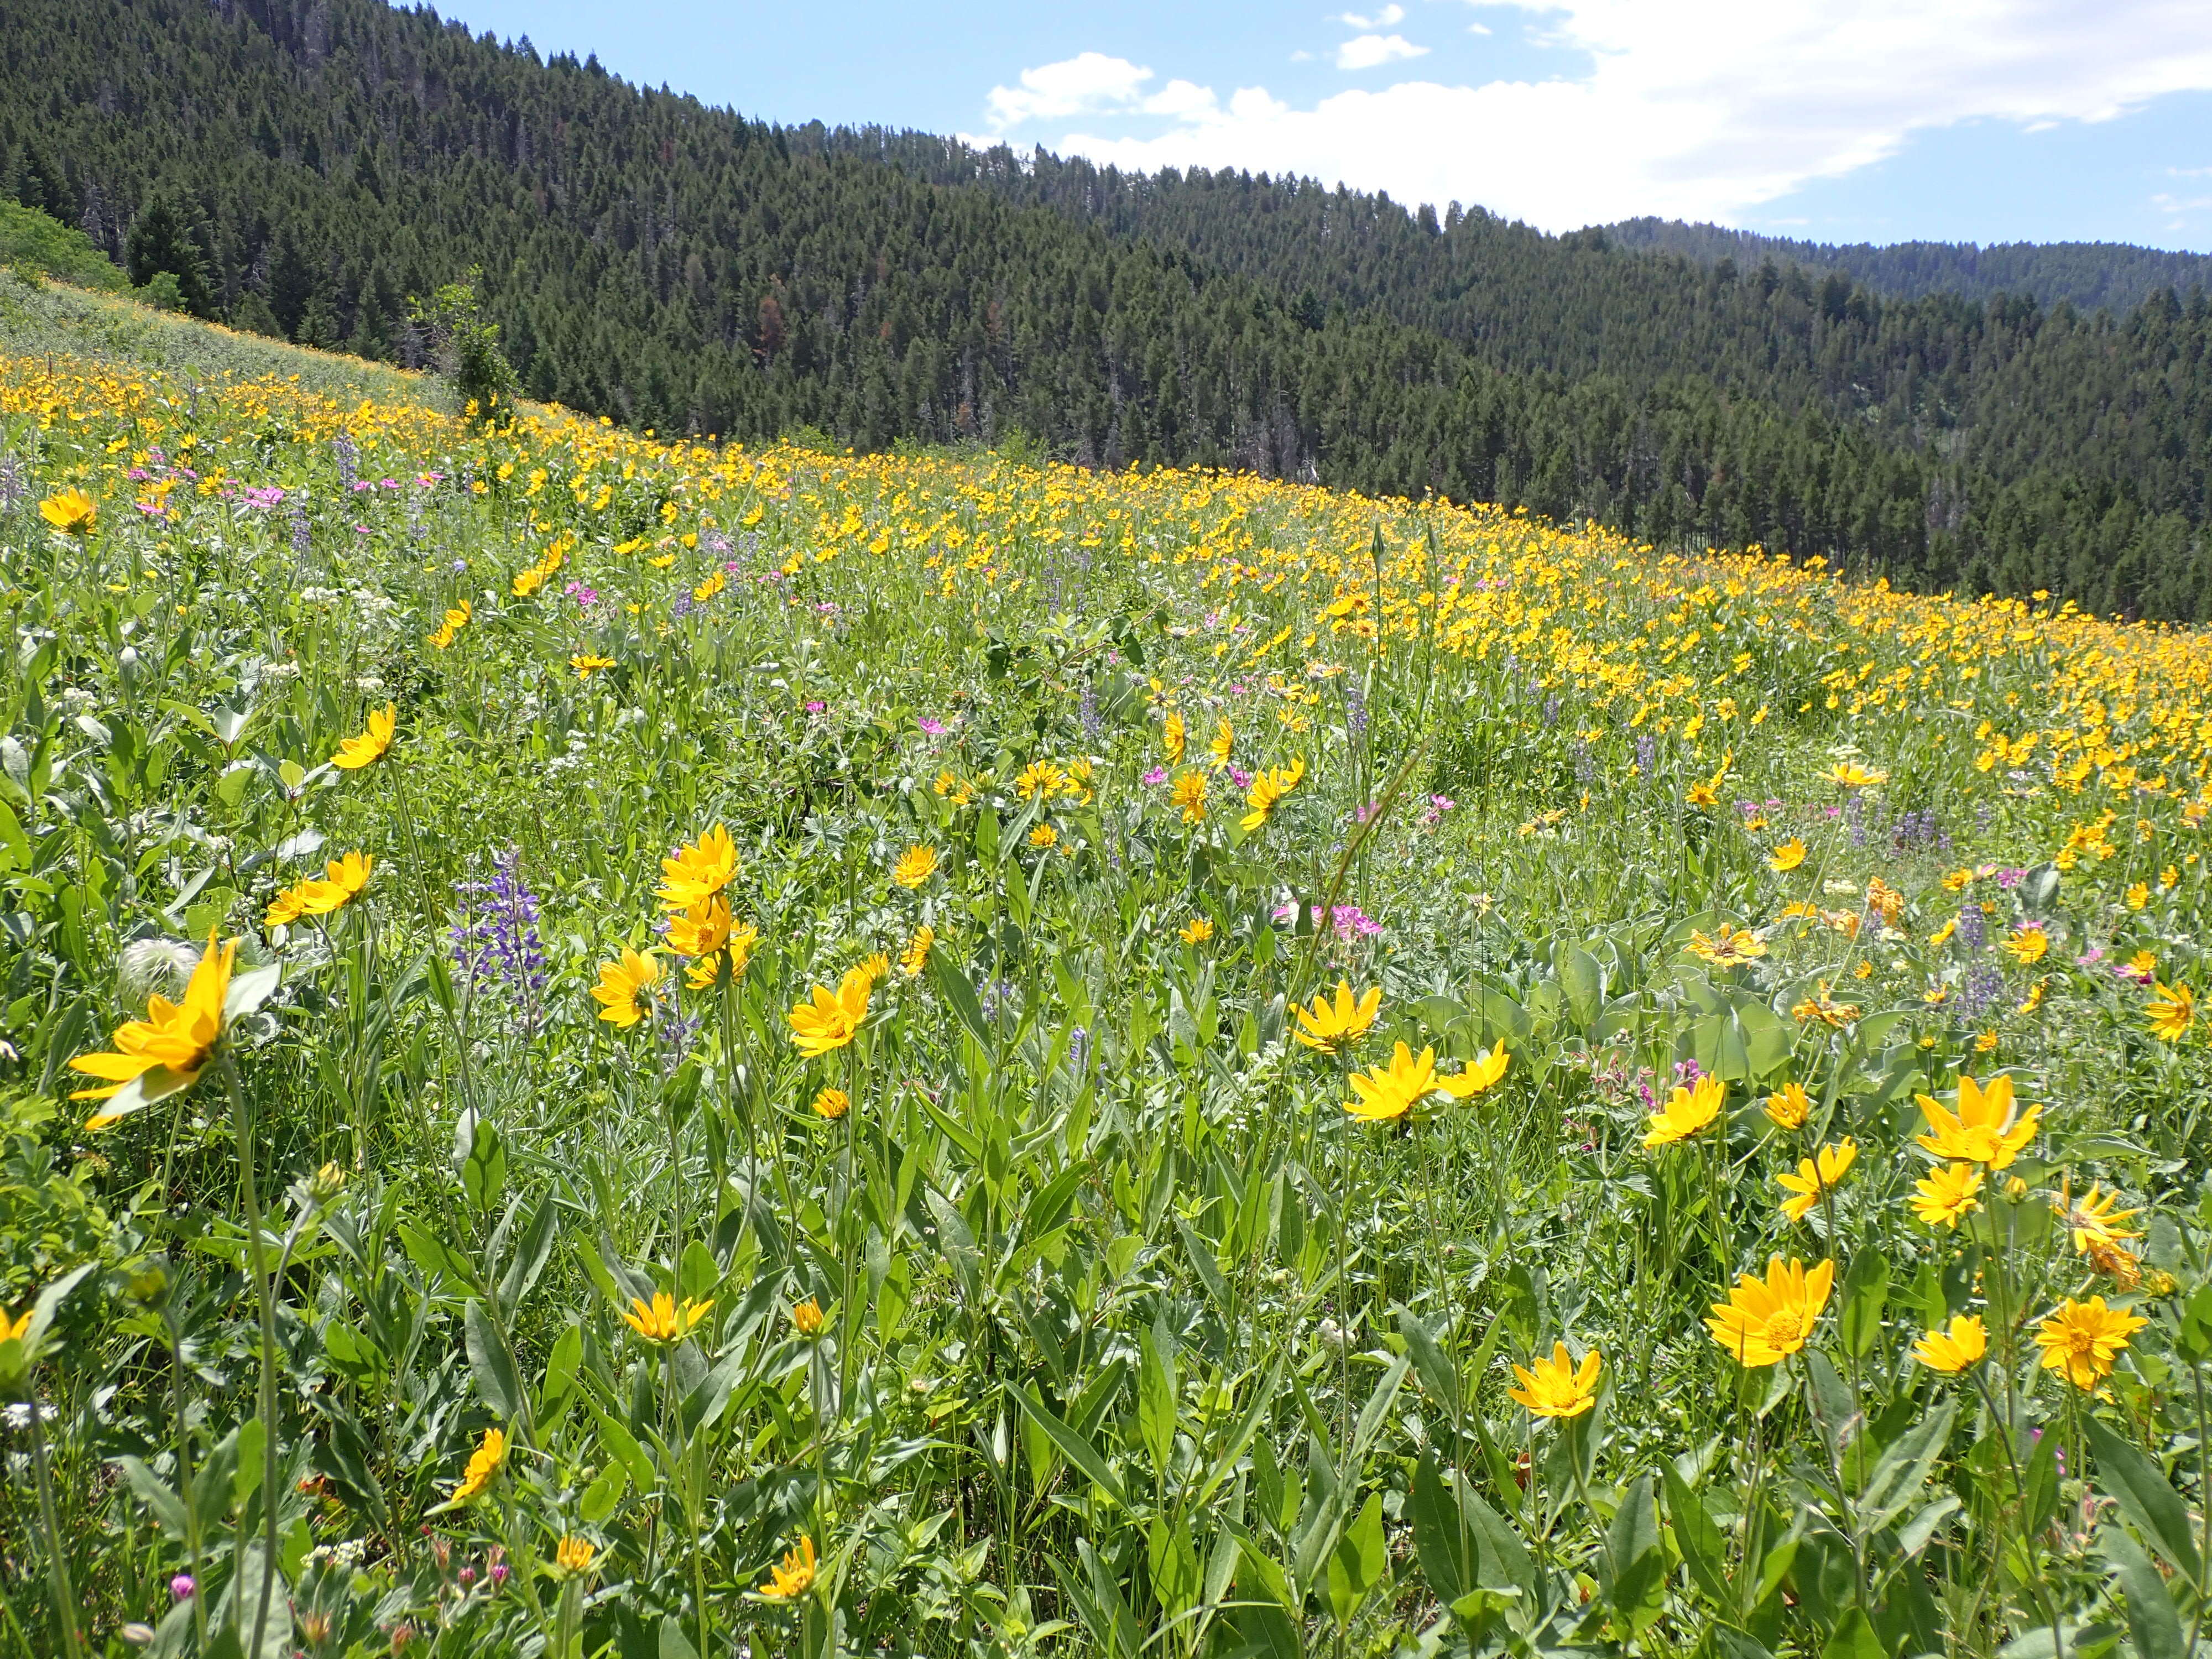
(7, 341), (2212, 1659)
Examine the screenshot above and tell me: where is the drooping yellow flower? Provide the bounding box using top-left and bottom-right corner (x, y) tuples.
(2146, 980), (2195, 1042)
(1163, 710), (1187, 764)
(1764, 1082), (1811, 1130)
(788, 966), (873, 1057)
(1865, 877), (1904, 926)
(451, 1426), (507, 1501)
(571, 654), (615, 678)
(899, 926), (934, 977)
(331, 702), (396, 770)
(791, 1298), (826, 1338)
(1207, 718), (1234, 770)
(810, 1087), (851, 1120)
(70, 932), (237, 1115)
(854, 952), (890, 987)
(1790, 989), (1861, 1028)
(1179, 916), (1214, 944)
(1644, 1074), (1725, 1149)
(1706, 1256), (1835, 1368)
(1914, 1074), (2039, 1168)
(1776, 1140), (1856, 1222)
(1170, 771), (1208, 825)
(1506, 1343), (1600, 1419)
(1826, 762), (1888, 789)
(1438, 1044), (1509, 1099)
(891, 844), (940, 889)
(1687, 924), (1766, 967)
(1911, 1161), (1985, 1229)
(555, 1536), (596, 1574)
(657, 825), (738, 910)
(2054, 1181), (2141, 1256)
(268, 851), (374, 925)
(2034, 1296), (2147, 1391)
(1240, 755), (1306, 831)
(1912, 1314), (1988, 1374)
(759, 1536), (817, 1600)
(589, 948), (661, 1028)
(2002, 925), (2050, 965)
(426, 601), (472, 649)
(620, 1291), (713, 1342)
(1767, 838), (1807, 872)
(2018, 977), (2049, 1015)
(39, 488), (98, 537)
(1292, 980), (1381, 1053)
(1344, 1041), (1443, 1124)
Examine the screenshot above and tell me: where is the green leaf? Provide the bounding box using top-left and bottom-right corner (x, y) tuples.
(1138, 1314), (1178, 1478)
(1819, 1606), (1886, 1659)
(1840, 1248), (1891, 1359)
(658, 1615), (702, 1659)
(578, 1459), (627, 1523)
(540, 1322), (583, 1417)
(1858, 1395), (1955, 1533)
(1411, 1451), (1474, 1608)
(587, 1399), (656, 1493)
(2083, 1416), (2202, 1581)
(464, 1300), (523, 1420)
(1010, 1385), (1129, 1511)
(1327, 1492), (1387, 1626)
(1559, 946), (1604, 1028)
(114, 1455), (188, 1537)
(1661, 1460), (1730, 1609)
(1599, 1472), (1666, 1636)
(2099, 1521), (2185, 1659)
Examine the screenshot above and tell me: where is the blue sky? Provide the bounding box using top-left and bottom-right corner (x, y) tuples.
(437, 0), (2212, 250)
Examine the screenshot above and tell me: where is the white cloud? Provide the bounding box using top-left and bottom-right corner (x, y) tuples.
(1337, 5), (1406, 27)
(990, 2), (2212, 229)
(1336, 33), (1428, 70)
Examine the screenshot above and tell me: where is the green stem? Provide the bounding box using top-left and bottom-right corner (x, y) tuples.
(24, 1373), (82, 1659)
(220, 1050), (282, 1659)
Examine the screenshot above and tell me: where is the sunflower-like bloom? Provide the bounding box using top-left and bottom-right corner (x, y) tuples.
(2146, 980), (2195, 1042)
(1767, 838), (1807, 872)
(891, 844), (940, 889)
(71, 932), (237, 1120)
(39, 488), (98, 537)
(1170, 771), (1207, 825)
(2054, 1180), (2141, 1256)
(451, 1427), (507, 1502)
(1207, 718), (1234, 770)
(1344, 1041), (1443, 1124)
(2034, 1296), (2147, 1391)
(810, 1087), (850, 1120)
(1293, 980), (1381, 1053)
(900, 926), (934, 977)
(760, 1536), (817, 1600)
(332, 702), (396, 770)
(590, 948), (660, 1028)
(2002, 926), (2050, 965)
(1179, 917), (1214, 945)
(2, 1305), (32, 1342)
(621, 1291), (713, 1342)
(1687, 924), (1766, 967)
(1029, 823), (1058, 849)
(690, 920), (759, 992)
(1776, 1139), (1856, 1222)
(666, 895), (733, 959)
(1706, 1256), (1835, 1368)
(1911, 1161), (1985, 1228)
(658, 825), (738, 910)
(1764, 1082), (1811, 1129)
(426, 602), (471, 649)
(1826, 763), (1887, 789)
(791, 1297), (826, 1338)
(1914, 1074), (2039, 1168)
(789, 966), (873, 1057)
(1644, 1074), (1725, 1149)
(571, 654), (615, 678)
(1163, 710), (1186, 764)
(1506, 1342), (1600, 1419)
(267, 851), (374, 925)
(1438, 1044), (1509, 1099)
(1240, 756), (1306, 831)
(555, 1536), (596, 1574)
(1912, 1314), (1987, 1374)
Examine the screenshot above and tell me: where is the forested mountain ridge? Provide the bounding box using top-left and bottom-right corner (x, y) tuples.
(6, 0), (2211, 617)
(1601, 216), (2212, 314)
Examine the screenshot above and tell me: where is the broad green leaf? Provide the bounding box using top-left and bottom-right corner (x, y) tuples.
(2083, 1416), (2202, 1581)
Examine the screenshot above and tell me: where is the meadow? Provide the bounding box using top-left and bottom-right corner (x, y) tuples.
(3, 316), (2212, 1659)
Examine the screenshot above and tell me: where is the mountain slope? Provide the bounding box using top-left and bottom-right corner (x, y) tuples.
(5, 0), (2209, 616)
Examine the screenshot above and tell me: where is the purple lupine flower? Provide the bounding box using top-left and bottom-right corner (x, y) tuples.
(1958, 906), (1987, 949)
(1958, 961), (2005, 1017)
(1344, 674), (1368, 742)
(286, 496), (311, 558)
(451, 847), (549, 1032)
(331, 432), (359, 491)
(1079, 680), (1102, 746)
(0, 453), (27, 513)
(1634, 734), (1657, 772)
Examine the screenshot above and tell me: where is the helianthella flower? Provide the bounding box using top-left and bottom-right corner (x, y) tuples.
(1644, 1074), (1725, 1149)
(555, 1536), (596, 1574)
(1914, 1074), (2039, 1168)
(451, 1426), (507, 1502)
(1768, 838), (1807, 872)
(1180, 916), (1214, 944)
(267, 851), (374, 926)
(811, 1087), (851, 1120)
(1292, 980), (1381, 1053)
(1506, 1342), (1600, 1419)
(791, 1297), (826, 1338)
(1706, 1255), (1835, 1367)
(2002, 925), (2050, 965)
(900, 926), (934, 977)
(2054, 1180), (2141, 1256)
(620, 1291), (713, 1342)
(426, 602), (471, 649)
(1169, 771), (1208, 824)
(1776, 1140), (1856, 1222)
(1438, 1044), (1510, 1099)
(789, 966), (873, 1057)
(1826, 762), (1887, 789)
(1163, 709), (1186, 764)
(1344, 1041), (1443, 1124)
(759, 1536), (817, 1600)
(1912, 1314), (1987, 1374)
(571, 654), (615, 678)
(2034, 1296), (2147, 1390)
(39, 488), (98, 538)
(2146, 980), (2195, 1042)
(1240, 756), (1306, 831)
(2018, 977), (2048, 1014)
(854, 951), (890, 987)
(1911, 1161), (1985, 1228)
(658, 824), (738, 910)
(589, 948), (661, 1028)
(1687, 924), (1766, 967)
(331, 702), (396, 770)
(891, 844), (940, 889)
(72, 931), (274, 1126)
(1207, 718), (1233, 770)
(665, 894), (732, 959)
(2125, 881), (2150, 910)
(686, 919), (759, 991)
(1028, 823), (1058, 849)
(1764, 1082), (1811, 1130)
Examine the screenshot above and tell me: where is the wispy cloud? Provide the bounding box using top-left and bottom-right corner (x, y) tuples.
(1336, 33), (1428, 70)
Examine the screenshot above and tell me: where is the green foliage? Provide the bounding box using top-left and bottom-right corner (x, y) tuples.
(409, 271), (519, 427)
(0, 195), (126, 290)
